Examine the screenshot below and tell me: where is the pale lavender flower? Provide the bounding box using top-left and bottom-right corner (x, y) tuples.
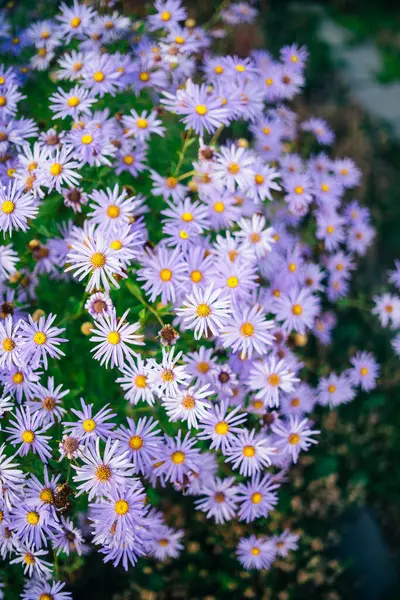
(17, 313), (67, 370)
(176, 284), (231, 340)
(248, 357), (299, 408)
(90, 309), (144, 369)
(272, 415), (319, 463)
(220, 304), (274, 359)
(225, 429), (275, 476)
(237, 473), (280, 523)
(236, 535), (277, 570)
(349, 351), (379, 391)
(6, 406), (52, 462)
(195, 477), (239, 524)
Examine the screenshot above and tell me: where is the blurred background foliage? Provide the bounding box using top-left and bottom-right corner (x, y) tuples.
(1, 0), (400, 598)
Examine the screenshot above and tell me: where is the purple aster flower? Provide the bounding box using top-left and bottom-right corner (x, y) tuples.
(237, 473), (280, 523)
(146, 525), (184, 560)
(72, 438), (135, 500)
(301, 117), (335, 145)
(248, 356), (299, 408)
(0, 181), (38, 236)
(0, 315), (21, 369)
(57, 0), (95, 41)
(150, 170), (187, 203)
(28, 376), (68, 424)
(116, 357), (155, 406)
(153, 430), (201, 484)
(85, 291), (113, 320)
(24, 466), (60, 513)
(272, 529), (299, 557)
(162, 79), (231, 136)
(6, 406), (51, 462)
(272, 415), (319, 463)
(313, 311), (336, 345)
(162, 384), (213, 429)
(89, 309), (144, 369)
(66, 228), (126, 292)
(148, 0), (188, 31)
(274, 287), (320, 334)
(195, 476), (239, 524)
(81, 53), (120, 97)
(122, 109), (165, 142)
(212, 144), (255, 192)
(22, 579), (72, 600)
(10, 543), (52, 578)
(183, 346), (216, 384)
(347, 221), (375, 255)
(349, 351), (379, 391)
(137, 246), (186, 305)
(212, 259), (258, 304)
(114, 416), (163, 475)
(17, 313), (67, 370)
(203, 189), (241, 230)
(372, 293), (400, 328)
(0, 442), (25, 508)
(63, 398), (116, 446)
(67, 121), (116, 167)
(280, 43), (308, 70)
(316, 210), (346, 251)
(52, 516), (87, 556)
(281, 383), (316, 417)
(37, 145), (81, 193)
(225, 429), (275, 476)
(245, 162), (281, 203)
(147, 347), (190, 397)
(49, 85), (96, 119)
(236, 535), (277, 570)
(220, 304), (275, 359)
(333, 157), (361, 188)
(176, 284), (231, 340)
(0, 365), (41, 403)
(12, 502), (57, 549)
(317, 373), (356, 408)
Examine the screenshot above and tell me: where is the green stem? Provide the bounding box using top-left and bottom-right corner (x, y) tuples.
(126, 281), (164, 326)
(177, 169), (198, 181)
(174, 129), (194, 176)
(210, 124), (225, 146)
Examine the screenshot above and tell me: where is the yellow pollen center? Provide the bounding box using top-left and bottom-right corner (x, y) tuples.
(123, 155), (134, 165)
(251, 547), (260, 556)
(255, 174), (265, 185)
(321, 183), (329, 192)
(67, 96), (80, 107)
(172, 451), (185, 464)
(250, 232), (260, 243)
(227, 275), (239, 288)
(91, 252), (106, 268)
(139, 72), (149, 82)
(292, 304), (303, 316)
(96, 464), (112, 482)
(33, 332), (47, 345)
(161, 369), (175, 382)
(129, 435), (143, 450)
(288, 433), (300, 445)
(268, 373), (280, 387)
(190, 270), (202, 283)
(291, 398), (300, 407)
(135, 374), (147, 388)
(40, 594), (52, 600)
(213, 201), (225, 213)
(2, 337), (15, 352)
(39, 488), (54, 503)
(327, 225), (334, 234)
(243, 445), (256, 457)
(328, 384), (336, 394)
(251, 492), (262, 504)
(166, 176), (177, 188)
(26, 511), (40, 525)
(215, 65), (224, 74)
(215, 421), (229, 435)
(360, 367), (368, 376)
(115, 499), (129, 515)
(13, 372), (24, 384)
(107, 331), (121, 345)
(110, 240), (122, 250)
(81, 134), (93, 145)
(252, 400), (263, 409)
(161, 11), (171, 21)
(106, 204), (120, 218)
(136, 118), (148, 129)
(182, 395), (195, 409)
(50, 163), (62, 176)
(197, 361), (209, 374)
(22, 430), (35, 443)
(160, 268), (173, 282)
(71, 16), (81, 27)
(195, 104), (208, 115)
(1, 201), (14, 214)
(228, 163), (240, 175)
(196, 303), (211, 317)
(240, 322), (254, 336)
(24, 553), (35, 565)
(181, 211), (193, 222)
(83, 418), (96, 432)
(0, 96), (6, 107)
(295, 186), (304, 194)
(263, 127), (271, 135)
(93, 71), (105, 82)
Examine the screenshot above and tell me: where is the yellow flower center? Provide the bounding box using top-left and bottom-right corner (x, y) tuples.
(214, 65), (224, 74)
(160, 268), (172, 282)
(172, 451), (185, 464)
(182, 395), (195, 409)
(22, 430), (35, 444)
(195, 104), (208, 115)
(268, 373), (280, 387)
(251, 492), (262, 504)
(181, 211), (193, 222)
(26, 511), (40, 526)
(326, 225), (334, 234)
(360, 367), (368, 376)
(255, 174), (264, 185)
(106, 204), (120, 219)
(110, 240), (122, 250)
(1, 200), (14, 215)
(40, 594), (52, 600)
(252, 400), (264, 410)
(95, 464), (112, 482)
(197, 361), (209, 374)
(71, 16), (81, 27)
(250, 233), (260, 244)
(161, 10), (171, 21)
(175, 36), (185, 44)
(240, 322), (254, 336)
(81, 134), (93, 145)
(196, 303), (211, 317)
(13, 372), (24, 384)
(50, 163), (62, 176)
(291, 398), (300, 407)
(115, 499), (129, 515)
(135, 374), (147, 388)
(328, 384), (336, 394)
(136, 118), (148, 129)
(227, 275), (239, 288)
(7, 168), (15, 178)
(91, 252), (106, 268)
(39, 488), (54, 504)
(288, 433), (300, 445)
(123, 155), (134, 165)
(83, 418), (96, 432)
(190, 270), (202, 283)
(107, 331), (121, 345)
(139, 72), (150, 82)
(341, 168), (349, 175)
(67, 96), (80, 107)
(93, 71), (105, 82)
(292, 304), (303, 316)
(0, 96), (6, 107)
(215, 421), (229, 435)
(2, 337), (15, 352)
(166, 176), (177, 188)
(161, 369), (175, 382)
(33, 332), (47, 345)
(263, 127), (271, 135)
(243, 445), (256, 457)
(251, 547), (260, 556)
(129, 435), (143, 450)
(213, 201), (225, 213)
(295, 186), (304, 194)
(228, 163), (240, 175)
(179, 230), (189, 239)
(321, 183), (329, 192)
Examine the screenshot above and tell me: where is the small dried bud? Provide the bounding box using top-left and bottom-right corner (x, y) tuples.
(158, 324), (180, 346)
(81, 322), (94, 336)
(32, 309), (45, 322)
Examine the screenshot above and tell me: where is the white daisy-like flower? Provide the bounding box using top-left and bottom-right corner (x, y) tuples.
(234, 214), (276, 259)
(219, 304), (275, 359)
(162, 384), (213, 429)
(0, 315), (21, 369)
(147, 347), (190, 397)
(90, 309), (144, 369)
(0, 181), (38, 236)
(38, 144), (81, 193)
(65, 227), (126, 291)
(116, 357), (155, 405)
(272, 415), (320, 463)
(176, 284), (232, 340)
(248, 356), (299, 408)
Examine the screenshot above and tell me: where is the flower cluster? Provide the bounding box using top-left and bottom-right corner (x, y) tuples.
(0, 0), (379, 596)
